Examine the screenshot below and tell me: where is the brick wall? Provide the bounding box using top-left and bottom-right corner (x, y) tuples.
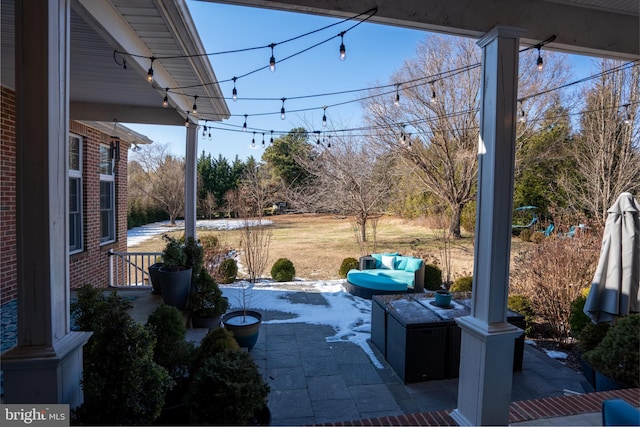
(1, 86), (131, 304)
(1, 86), (17, 305)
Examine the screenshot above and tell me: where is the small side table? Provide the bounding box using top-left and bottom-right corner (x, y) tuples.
(359, 256), (376, 270)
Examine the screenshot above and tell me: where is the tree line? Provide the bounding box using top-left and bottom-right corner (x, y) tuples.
(128, 35), (639, 237)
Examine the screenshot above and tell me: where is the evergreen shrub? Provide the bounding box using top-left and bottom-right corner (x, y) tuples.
(450, 276), (472, 292)
(339, 257), (358, 278)
(424, 264), (443, 291)
(271, 258), (295, 282)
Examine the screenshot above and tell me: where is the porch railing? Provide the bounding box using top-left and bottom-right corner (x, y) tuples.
(109, 250), (162, 288)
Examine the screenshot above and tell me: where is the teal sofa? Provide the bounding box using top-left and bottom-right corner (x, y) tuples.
(346, 253), (425, 299)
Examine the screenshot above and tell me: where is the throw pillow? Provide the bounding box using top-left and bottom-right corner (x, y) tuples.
(404, 257), (423, 272)
(381, 255), (396, 270)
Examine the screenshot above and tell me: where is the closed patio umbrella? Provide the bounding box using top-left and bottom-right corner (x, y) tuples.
(584, 192), (640, 323)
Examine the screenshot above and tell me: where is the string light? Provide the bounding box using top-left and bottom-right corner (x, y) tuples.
(208, 129), (212, 141)
(394, 84), (400, 106)
(251, 131), (256, 148)
(339, 31), (346, 61)
(262, 133), (266, 147)
(327, 135), (331, 148)
(623, 104), (632, 125)
(147, 57), (155, 83)
(162, 88), (169, 108)
(192, 95), (198, 114)
(184, 112), (190, 128)
(517, 100), (526, 123)
(270, 130), (274, 144)
(399, 124), (407, 145)
(430, 82), (437, 103)
(269, 44), (276, 72)
(536, 47), (544, 71)
(242, 114), (248, 131)
(202, 120), (208, 138)
(322, 106), (327, 126)
(280, 98), (286, 120)
(132, 144), (141, 152)
(232, 77), (238, 101)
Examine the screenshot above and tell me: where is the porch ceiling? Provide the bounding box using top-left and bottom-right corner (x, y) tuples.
(209, 0), (639, 60)
(1, 0), (230, 126)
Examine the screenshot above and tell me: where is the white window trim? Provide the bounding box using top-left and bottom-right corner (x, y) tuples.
(69, 133), (83, 254)
(99, 144), (116, 245)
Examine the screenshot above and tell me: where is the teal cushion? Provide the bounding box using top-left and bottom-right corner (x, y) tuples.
(404, 257), (423, 272)
(347, 269), (414, 290)
(395, 256), (408, 270)
(371, 253), (382, 268)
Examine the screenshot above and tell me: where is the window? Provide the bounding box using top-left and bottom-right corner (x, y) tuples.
(99, 144), (115, 244)
(69, 134), (83, 253)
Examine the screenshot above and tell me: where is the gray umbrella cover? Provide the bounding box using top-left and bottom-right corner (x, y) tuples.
(584, 192), (640, 323)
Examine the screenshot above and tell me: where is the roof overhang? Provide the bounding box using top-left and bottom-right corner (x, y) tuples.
(1, 0), (230, 126)
(209, 0), (639, 60)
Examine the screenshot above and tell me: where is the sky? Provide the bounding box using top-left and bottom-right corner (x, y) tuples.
(126, 1), (598, 162)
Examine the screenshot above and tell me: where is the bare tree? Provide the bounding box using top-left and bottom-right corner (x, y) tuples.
(237, 163), (274, 282)
(295, 136), (393, 248)
(129, 144), (185, 225)
(559, 60), (640, 222)
(363, 35), (571, 238)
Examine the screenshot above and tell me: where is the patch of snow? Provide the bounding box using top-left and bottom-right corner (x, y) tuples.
(127, 219), (273, 248)
(220, 280), (384, 368)
(544, 349), (568, 360)
(525, 339), (537, 346)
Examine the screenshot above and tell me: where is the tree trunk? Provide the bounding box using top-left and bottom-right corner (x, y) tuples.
(449, 204), (463, 239)
(360, 217), (367, 243)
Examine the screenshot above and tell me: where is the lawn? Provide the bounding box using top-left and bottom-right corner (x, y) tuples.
(128, 213), (529, 281)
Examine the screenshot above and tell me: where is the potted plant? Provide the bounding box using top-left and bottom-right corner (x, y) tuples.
(584, 314), (639, 391)
(222, 281), (263, 351)
(159, 235), (191, 310)
(188, 267), (229, 329)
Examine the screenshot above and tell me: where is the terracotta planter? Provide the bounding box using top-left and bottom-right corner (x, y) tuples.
(222, 310), (262, 351)
(159, 267), (192, 310)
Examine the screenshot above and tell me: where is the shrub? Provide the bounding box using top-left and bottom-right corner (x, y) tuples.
(530, 232), (545, 244)
(146, 305), (194, 380)
(187, 350), (270, 425)
(577, 321), (610, 353)
(424, 264), (443, 291)
(339, 257), (358, 278)
(584, 314), (639, 387)
(188, 267), (229, 318)
(450, 276), (473, 292)
(271, 258), (295, 282)
(218, 258), (238, 284)
(519, 228), (532, 242)
(510, 233), (600, 344)
(508, 294), (535, 336)
(162, 234), (186, 270)
(569, 288), (591, 338)
(192, 328), (240, 374)
(71, 285), (172, 425)
(183, 236), (204, 274)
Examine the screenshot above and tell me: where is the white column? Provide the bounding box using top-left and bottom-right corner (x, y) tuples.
(2, 0), (91, 407)
(184, 122), (198, 240)
(451, 26), (524, 426)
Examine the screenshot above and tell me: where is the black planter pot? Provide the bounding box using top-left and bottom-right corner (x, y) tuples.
(159, 267), (192, 310)
(579, 354), (596, 388)
(254, 405), (271, 426)
(222, 310), (262, 351)
(191, 314), (222, 330)
(148, 262), (164, 295)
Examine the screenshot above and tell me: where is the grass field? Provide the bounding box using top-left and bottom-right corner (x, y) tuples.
(129, 213), (528, 281)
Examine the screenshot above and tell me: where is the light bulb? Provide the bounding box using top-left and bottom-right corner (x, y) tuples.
(147, 67), (153, 83)
(281, 107), (286, 120)
(184, 119), (189, 128)
(322, 114), (327, 126)
(232, 87), (237, 101)
(536, 49), (544, 71)
(269, 55), (276, 72)
(242, 114), (247, 131)
(340, 43), (346, 61)
(270, 131), (274, 144)
(162, 95), (168, 108)
(394, 93), (400, 106)
(431, 90), (436, 103)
